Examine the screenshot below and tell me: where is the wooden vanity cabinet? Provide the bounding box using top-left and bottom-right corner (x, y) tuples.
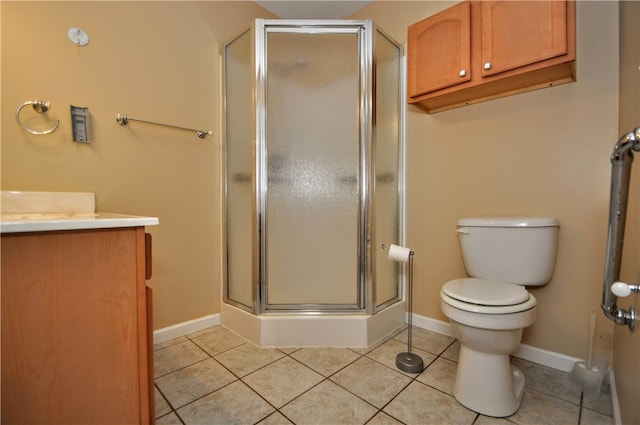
(1, 227), (154, 424)
(408, 0), (576, 113)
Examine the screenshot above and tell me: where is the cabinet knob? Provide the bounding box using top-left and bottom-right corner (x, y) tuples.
(459, 69), (467, 77)
(484, 62), (492, 70)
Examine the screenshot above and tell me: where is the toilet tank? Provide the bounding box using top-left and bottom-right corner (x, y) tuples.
(457, 217), (559, 286)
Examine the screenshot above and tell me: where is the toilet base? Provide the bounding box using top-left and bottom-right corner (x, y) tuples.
(453, 345), (526, 417)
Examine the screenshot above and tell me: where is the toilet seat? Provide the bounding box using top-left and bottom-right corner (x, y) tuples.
(441, 278), (536, 314)
(443, 278), (529, 305)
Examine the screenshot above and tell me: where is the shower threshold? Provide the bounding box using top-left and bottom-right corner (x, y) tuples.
(221, 301), (406, 348)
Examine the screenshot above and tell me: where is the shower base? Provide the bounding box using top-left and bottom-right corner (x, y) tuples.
(221, 301), (406, 348)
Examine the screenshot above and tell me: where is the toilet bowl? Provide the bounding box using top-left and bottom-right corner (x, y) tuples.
(440, 218), (558, 417)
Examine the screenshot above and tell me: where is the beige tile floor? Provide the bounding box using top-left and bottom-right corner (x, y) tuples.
(154, 326), (613, 425)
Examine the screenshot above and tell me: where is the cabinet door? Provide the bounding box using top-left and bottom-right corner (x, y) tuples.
(1, 228), (150, 424)
(481, 0), (568, 77)
(408, 1), (471, 98)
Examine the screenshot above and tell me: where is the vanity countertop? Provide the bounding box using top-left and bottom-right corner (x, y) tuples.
(1, 212), (159, 233)
(1, 191), (158, 233)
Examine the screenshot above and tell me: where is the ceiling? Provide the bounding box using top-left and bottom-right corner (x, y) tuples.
(254, 1), (372, 19)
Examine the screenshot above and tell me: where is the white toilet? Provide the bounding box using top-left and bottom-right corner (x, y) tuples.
(440, 217), (559, 417)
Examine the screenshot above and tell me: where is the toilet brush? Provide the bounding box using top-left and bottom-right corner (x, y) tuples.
(569, 309), (606, 395)
(383, 244), (424, 373)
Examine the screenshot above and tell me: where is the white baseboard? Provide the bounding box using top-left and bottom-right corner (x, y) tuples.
(411, 313), (581, 373)
(512, 342), (581, 373)
(152, 311), (579, 373)
(153, 314), (220, 344)
(609, 367), (622, 425)
(411, 313), (455, 338)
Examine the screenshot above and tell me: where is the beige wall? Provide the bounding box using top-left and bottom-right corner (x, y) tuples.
(1, 1), (622, 362)
(614, 1), (640, 423)
(1, 1), (275, 329)
(353, 1), (619, 360)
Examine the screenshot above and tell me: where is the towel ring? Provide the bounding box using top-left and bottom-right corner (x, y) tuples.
(16, 100), (60, 135)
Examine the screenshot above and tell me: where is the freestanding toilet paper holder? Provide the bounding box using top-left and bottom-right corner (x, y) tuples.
(382, 244), (424, 373)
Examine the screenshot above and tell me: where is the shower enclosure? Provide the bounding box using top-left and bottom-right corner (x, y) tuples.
(222, 20), (405, 346)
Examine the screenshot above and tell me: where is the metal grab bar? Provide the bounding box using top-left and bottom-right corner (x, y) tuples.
(116, 114), (211, 139)
(15, 100), (60, 135)
(601, 127), (640, 331)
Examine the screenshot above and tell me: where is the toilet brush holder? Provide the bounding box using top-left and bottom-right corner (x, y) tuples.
(383, 244), (424, 374)
(569, 358), (607, 398)
(569, 309), (607, 396)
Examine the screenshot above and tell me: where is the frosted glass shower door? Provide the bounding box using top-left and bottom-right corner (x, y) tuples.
(224, 28), (255, 310)
(374, 28), (402, 308)
(263, 30), (362, 309)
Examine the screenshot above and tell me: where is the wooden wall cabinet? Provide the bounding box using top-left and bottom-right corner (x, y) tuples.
(407, 0), (576, 113)
(1, 227), (154, 424)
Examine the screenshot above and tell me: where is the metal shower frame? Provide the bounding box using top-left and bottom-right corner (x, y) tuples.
(222, 19), (406, 316)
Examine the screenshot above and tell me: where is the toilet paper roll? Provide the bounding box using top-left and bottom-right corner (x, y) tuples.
(387, 244), (412, 263)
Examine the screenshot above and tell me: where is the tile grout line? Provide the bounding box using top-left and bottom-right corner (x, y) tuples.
(155, 332), (257, 422)
(154, 326), (612, 425)
(371, 338), (462, 425)
(156, 328), (452, 424)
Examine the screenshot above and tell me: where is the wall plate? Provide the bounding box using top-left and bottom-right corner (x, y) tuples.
(68, 28), (89, 46)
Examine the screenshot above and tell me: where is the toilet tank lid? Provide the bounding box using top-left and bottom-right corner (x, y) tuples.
(457, 217), (559, 228)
